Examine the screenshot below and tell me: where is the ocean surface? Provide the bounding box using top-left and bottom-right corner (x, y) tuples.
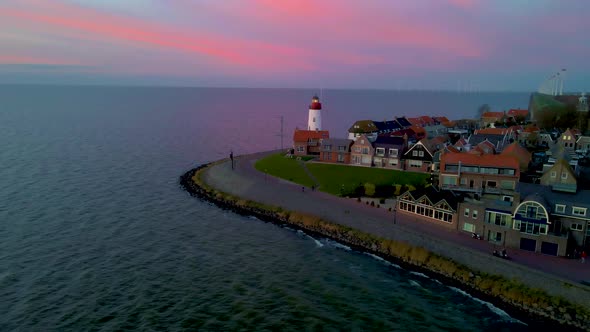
(0, 85), (531, 331)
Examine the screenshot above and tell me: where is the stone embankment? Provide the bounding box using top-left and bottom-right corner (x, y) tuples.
(180, 160), (590, 331)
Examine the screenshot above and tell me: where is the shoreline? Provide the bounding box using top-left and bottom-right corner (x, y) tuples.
(179, 158), (590, 331)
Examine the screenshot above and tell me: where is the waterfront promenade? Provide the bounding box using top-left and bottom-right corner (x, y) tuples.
(200, 151), (590, 306)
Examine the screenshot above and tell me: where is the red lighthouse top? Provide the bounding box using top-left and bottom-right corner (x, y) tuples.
(309, 95), (322, 110)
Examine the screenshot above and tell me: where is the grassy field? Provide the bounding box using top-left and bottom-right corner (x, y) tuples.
(254, 153), (315, 187)
(307, 163), (428, 195)
(254, 153), (428, 196)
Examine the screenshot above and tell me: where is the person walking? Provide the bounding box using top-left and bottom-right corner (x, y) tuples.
(582, 250), (587, 263)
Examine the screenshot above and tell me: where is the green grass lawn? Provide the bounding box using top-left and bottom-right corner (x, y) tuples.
(254, 153), (315, 187)
(254, 153), (428, 196)
(307, 163), (428, 195)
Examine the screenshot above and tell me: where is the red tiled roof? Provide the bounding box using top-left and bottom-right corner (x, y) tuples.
(507, 109), (528, 117)
(419, 116), (434, 125)
(433, 116), (450, 123)
(454, 138), (468, 147)
(523, 125), (540, 133)
(441, 121), (455, 128)
(476, 140), (496, 154)
(475, 128), (510, 135)
(481, 111), (505, 119)
(411, 125), (426, 135)
(407, 117), (423, 126)
(293, 129), (330, 142)
(501, 142), (531, 170)
(441, 152), (520, 171)
(392, 128), (417, 138)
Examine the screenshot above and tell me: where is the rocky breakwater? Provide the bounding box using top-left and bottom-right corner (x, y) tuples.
(180, 161), (590, 331)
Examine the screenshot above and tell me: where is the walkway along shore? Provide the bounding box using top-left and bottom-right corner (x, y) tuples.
(179, 150), (590, 330)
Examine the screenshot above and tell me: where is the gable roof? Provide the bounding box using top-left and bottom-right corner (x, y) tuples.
(395, 117), (412, 128)
(405, 138), (437, 157)
(433, 116), (450, 123)
(501, 142), (531, 170)
(577, 135), (590, 144)
(475, 140), (496, 154)
(468, 134), (507, 150)
(481, 111), (505, 119)
(293, 129), (330, 142)
(441, 152), (520, 171)
(348, 120), (377, 133)
(405, 186), (462, 210)
(507, 109), (529, 118)
(407, 117), (423, 126)
(373, 135), (405, 147)
(419, 116), (435, 126)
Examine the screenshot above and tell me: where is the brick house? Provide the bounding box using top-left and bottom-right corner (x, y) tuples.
(372, 136), (406, 169)
(439, 152), (520, 195)
(319, 138), (353, 164)
(293, 129), (329, 156)
(350, 135), (374, 166)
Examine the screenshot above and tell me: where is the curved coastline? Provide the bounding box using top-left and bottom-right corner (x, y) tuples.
(179, 155), (590, 331)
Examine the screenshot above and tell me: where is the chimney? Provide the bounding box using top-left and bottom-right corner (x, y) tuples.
(403, 133), (408, 148)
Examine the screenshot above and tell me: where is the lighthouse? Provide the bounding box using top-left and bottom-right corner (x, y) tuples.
(307, 95), (322, 131)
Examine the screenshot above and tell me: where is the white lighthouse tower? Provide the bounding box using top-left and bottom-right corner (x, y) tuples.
(307, 95), (322, 131)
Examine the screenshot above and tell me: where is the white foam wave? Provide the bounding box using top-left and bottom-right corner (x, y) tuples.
(448, 287), (526, 325)
(409, 271), (430, 279)
(325, 239), (351, 251)
(409, 280), (422, 288)
(306, 235), (324, 247)
(364, 253), (402, 269)
(248, 216), (259, 220)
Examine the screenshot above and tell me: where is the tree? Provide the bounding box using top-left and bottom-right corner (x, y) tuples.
(364, 183), (376, 197)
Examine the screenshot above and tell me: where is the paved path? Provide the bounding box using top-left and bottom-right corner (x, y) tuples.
(201, 151), (590, 306)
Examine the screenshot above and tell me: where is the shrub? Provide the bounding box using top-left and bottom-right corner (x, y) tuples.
(379, 198), (386, 204)
(364, 182), (376, 197)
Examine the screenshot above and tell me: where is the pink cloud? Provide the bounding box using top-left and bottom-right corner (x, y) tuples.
(0, 55), (80, 65)
(448, 0), (477, 9)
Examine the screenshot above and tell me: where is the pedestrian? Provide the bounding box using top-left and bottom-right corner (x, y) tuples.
(311, 185), (315, 191)
(582, 250), (587, 263)
(302, 186), (305, 192)
(230, 151), (234, 170)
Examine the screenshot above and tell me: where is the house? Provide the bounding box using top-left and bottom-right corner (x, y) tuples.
(439, 152), (520, 194)
(350, 135), (374, 166)
(481, 111), (505, 127)
(520, 183), (590, 254)
(540, 159), (577, 193)
(374, 120), (402, 135)
(372, 136), (406, 169)
(319, 138), (353, 164)
(348, 120), (379, 141)
(506, 109), (529, 123)
(501, 142), (531, 172)
(403, 138), (438, 172)
(557, 128), (577, 152)
(576, 136), (590, 153)
(293, 129), (329, 156)
(468, 133), (511, 152)
(433, 116), (450, 124)
(397, 186), (461, 229)
(517, 125), (540, 147)
(424, 124), (448, 138)
(407, 117), (423, 126)
(470, 140), (496, 155)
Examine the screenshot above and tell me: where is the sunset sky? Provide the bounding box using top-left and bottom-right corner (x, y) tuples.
(1, 0), (589, 91)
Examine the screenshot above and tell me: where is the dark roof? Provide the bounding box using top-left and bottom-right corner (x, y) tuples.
(468, 134), (506, 148)
(374, 120), (402, 132)
(408, 186), (462, 210)
(373, 135), (405, 147)
(519, 183), (590, 218)
(320, 138), (353, 151)
(395, 117), (412, 128)
(348, 120), (378, 133)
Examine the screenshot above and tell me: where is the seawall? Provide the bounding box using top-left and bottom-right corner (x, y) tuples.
(180, 159), (590, 331)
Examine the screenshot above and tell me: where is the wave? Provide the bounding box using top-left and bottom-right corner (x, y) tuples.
(324, 239), (352, 251)
(448, 287), (526, 325)
(409, 271), (430, 279)
(364, 253), (402, 269)
(409, 280), (422, 288)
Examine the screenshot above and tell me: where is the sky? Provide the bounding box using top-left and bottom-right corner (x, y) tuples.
(1, 0), (589, 91)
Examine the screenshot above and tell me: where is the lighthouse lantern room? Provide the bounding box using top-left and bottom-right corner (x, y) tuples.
(307, 95), (322, 131)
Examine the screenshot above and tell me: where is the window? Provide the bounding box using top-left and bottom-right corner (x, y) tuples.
(354, 147), (361, 153)
(376, 148), (385, 156)
(442, 176), (457, 185)
(337, 154), (345, 162)
(313, 117), (316, 122)
(573, 207), (587, 216)
(550, 171), (556, 178)
(463, 223), (475, 232)
(503, 196), (513, 203)
(555, 204), (565, 213)
(561, 172), (568, 180)
(472, 210), (478, 219)
(338, 145), (347, 152)
(460, 178), (467, 185)
(323, 153), (331, 160)
(419, 151), (424, 157)
(571, 223), (583, 231)
(297, 146), (304, 152)
(362, 148), (369, 154)
(389, 148), (398, 157)
(323, 144), (332, 151)
(500, 181), (514, 190)
(360, 139), (365, 144)
(389, 159), (398, 166)
(409, 160), (422, 167)
(464, 208), (470, 217)
(486, 181), (497, 188)
(412, 150), (418, 156)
